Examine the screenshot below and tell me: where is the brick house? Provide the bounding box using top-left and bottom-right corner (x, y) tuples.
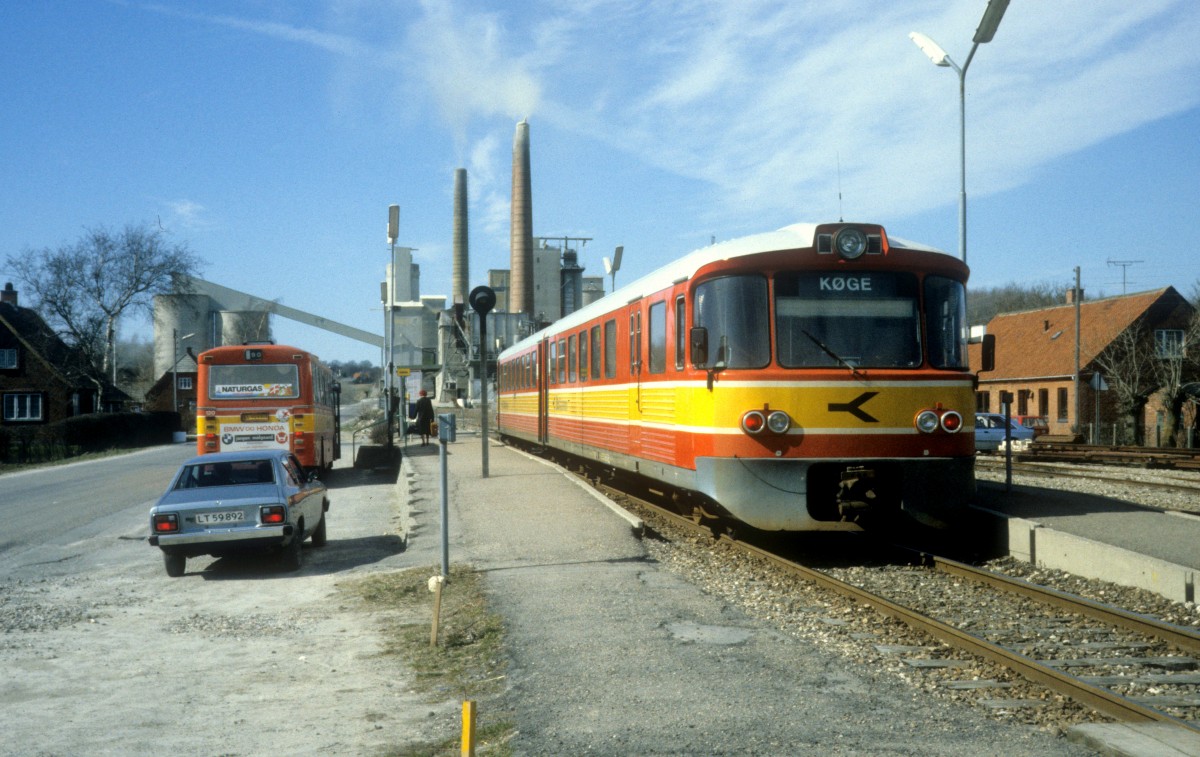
(0, 282), (130, 426)
(142, 353), (198, 433)
(969, 287), (1197, 445)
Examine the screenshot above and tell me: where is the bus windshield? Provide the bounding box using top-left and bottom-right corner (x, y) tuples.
(208, 364), (301, 400)
(775, 271), (922, 369)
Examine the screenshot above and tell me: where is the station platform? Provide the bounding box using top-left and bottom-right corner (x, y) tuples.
(975, 480), (1199, 605)
(397, 434), (1111, 756)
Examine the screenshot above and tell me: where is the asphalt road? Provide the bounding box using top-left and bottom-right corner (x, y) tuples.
(0, 444), (195, 565)
(0, 443), (443, 756)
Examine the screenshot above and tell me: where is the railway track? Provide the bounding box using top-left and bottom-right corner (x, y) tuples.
(591, 476), (1200, 736)
(977, 456), (1200, 494)
(1019, 443), (1200, 471)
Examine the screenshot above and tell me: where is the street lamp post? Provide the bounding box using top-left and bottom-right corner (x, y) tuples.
(172, 329), (195, 432)
(910, 0), (1009, 266)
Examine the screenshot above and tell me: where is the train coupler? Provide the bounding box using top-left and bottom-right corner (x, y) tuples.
(836, 466), (877, 522)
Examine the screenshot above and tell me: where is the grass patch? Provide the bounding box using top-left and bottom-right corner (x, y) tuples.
(343, 564), (514, 757)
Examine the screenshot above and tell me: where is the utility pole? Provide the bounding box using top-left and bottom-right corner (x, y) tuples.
(1073, 266), (1081, 436)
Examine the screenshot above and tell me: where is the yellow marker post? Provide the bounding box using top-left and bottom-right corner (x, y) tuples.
(461, 700), (476, 756)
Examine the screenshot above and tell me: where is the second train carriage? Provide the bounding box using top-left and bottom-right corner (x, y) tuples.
(496, 222), (984, 531)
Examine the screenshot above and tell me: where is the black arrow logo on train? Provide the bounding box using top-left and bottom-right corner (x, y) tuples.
(828, 392), (879, 423)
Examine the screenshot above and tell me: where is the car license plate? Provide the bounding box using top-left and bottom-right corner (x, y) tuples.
(195, 511), (246, 525)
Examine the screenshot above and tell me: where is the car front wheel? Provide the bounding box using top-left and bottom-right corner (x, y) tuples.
(163, 551), (186, 578)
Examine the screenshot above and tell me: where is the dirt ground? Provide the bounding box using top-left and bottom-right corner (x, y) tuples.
(0, 457), (456, 757)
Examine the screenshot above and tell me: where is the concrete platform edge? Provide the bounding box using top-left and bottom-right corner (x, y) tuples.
(973, 505), (1196, 604)
(506, 445), (645, 534)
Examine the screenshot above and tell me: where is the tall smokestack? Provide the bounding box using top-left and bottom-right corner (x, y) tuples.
(510, 119), (533, 314)
(452, 168), (469, 307)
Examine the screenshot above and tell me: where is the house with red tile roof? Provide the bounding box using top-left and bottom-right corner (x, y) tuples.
(969, 287), (1197, 445)
(0, 282), (131, 427)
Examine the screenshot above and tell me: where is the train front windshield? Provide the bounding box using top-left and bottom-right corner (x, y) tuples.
(772, 271), (967, 370)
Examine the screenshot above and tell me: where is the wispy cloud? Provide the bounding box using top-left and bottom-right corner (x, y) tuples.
(160, 198), (215, 232)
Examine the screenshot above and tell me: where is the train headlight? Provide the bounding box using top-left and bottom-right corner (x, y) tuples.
(915, 410), (939, 434)
(939, 410), (963, 433)
(766, 410), (791, 434)
(741, 410), (766, 434)
(834, 228), (868, 260)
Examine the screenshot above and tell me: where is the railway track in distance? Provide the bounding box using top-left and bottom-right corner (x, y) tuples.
(590, 474), (1200, 737)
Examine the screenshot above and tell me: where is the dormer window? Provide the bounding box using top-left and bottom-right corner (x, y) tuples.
(0, 348), (16, 369)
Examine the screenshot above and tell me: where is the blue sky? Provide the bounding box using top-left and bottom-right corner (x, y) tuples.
(2, 0), (1198, 365)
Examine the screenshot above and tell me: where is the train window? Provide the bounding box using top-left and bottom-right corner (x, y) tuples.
(590, 326), (602, 380)
(558, 339), (567, 383)
(604, 319), (617, 378)
(548, 341), (557, 385)
(648, 301), (666, 374)
(775, 271), (920, 369)
(629, 310), (642, 374)
(924, 276), (968, 370)
(693, 275), (770, 369)
(578, 331), (589, 381)
(568, 335), (577, 382)
(674, 296), (686, 370)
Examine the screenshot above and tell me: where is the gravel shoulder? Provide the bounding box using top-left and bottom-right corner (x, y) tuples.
(0, 457), (445, 757)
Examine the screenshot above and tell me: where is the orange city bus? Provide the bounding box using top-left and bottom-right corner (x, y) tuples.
(195, 343), (341, 470)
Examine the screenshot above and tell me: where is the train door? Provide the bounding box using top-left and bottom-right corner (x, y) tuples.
(627, 303), (643, 457)
(537, 337), (549, 444)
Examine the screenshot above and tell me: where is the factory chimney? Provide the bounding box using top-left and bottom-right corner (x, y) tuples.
(510, 119), (534, 314)
(452, 168), (469, 308)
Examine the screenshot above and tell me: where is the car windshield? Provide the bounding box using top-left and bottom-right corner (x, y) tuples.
(176, 460), (276, 489)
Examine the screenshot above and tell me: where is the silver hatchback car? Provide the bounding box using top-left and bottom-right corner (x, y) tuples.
(148, 450), (329, 577)
(974, 412), (1036, 452)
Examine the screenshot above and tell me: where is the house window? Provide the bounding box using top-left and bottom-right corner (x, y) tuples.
(178, 376), (193, 390)
(0, 348), (17, 369)
(1057, 387), (1069, 422)
(1155, 329), (1184, 359)
(3, 393), (43, 422)
(1037, 389), (1048, 417)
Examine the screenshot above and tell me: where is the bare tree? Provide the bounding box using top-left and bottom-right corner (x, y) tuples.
(1090, 323), (1157, 445)
(967, 281), (1071, 325)
(1150, 310), (1200, 447)
(8, 223), (202, 404)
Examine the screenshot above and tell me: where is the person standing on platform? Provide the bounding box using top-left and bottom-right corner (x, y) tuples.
(414, 390), (435, 446)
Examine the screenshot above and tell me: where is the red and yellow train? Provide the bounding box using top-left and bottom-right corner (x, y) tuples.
(496, 222), (986, 532)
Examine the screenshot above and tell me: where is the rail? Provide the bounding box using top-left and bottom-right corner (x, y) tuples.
(586, 469), (1200, 735)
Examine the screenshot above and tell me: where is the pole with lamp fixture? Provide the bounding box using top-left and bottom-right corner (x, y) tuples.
(172, 329), (195, 438)
(909, 0), (1009, 267)
(386, 204), (400, 449)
